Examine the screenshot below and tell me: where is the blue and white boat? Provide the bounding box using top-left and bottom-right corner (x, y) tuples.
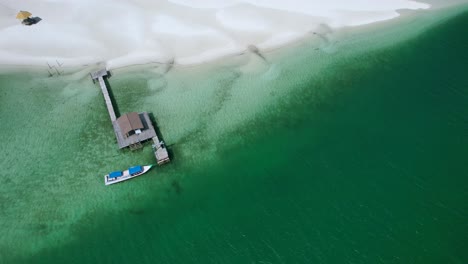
(104, 165), (153, 185)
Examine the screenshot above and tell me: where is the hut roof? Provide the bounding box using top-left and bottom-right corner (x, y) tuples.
(116, 112), (144, 136)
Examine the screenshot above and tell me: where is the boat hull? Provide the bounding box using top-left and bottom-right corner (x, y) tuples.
(104, 165), (153, 186)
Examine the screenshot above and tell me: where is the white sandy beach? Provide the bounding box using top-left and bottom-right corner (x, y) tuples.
(0, 0), (432, 69)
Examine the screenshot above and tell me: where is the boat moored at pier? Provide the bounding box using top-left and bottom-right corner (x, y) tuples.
(104, 165), (153, 185)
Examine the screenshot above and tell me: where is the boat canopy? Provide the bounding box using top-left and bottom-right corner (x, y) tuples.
(109, 171), (123, 178)
(129, 166), (143, 175)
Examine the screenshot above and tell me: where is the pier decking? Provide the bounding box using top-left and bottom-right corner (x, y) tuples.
(152, 136), (170, 165)
(91, 69), (116, 122)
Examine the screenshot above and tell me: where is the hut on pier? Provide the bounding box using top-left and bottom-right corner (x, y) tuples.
(113, 112), (156, 150)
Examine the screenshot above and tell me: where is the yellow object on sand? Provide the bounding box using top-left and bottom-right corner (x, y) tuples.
(16, 11), (32, 20)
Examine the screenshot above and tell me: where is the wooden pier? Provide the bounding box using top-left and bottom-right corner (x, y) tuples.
(90, 69), (170, 165)
(91, 69), (116, 122)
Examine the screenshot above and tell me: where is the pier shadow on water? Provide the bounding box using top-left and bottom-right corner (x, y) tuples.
(103, 77), (121, 118)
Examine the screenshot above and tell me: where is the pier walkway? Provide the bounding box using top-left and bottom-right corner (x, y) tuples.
(91, 69), (117, 122)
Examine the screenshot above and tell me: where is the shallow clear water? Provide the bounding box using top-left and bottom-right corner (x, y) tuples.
(0, 7), (467, 264)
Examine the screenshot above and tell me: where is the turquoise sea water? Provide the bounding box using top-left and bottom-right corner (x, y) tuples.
(1, 8), (467, 264)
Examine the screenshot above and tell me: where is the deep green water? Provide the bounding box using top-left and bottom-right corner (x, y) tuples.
(1, 9), (467, 264)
